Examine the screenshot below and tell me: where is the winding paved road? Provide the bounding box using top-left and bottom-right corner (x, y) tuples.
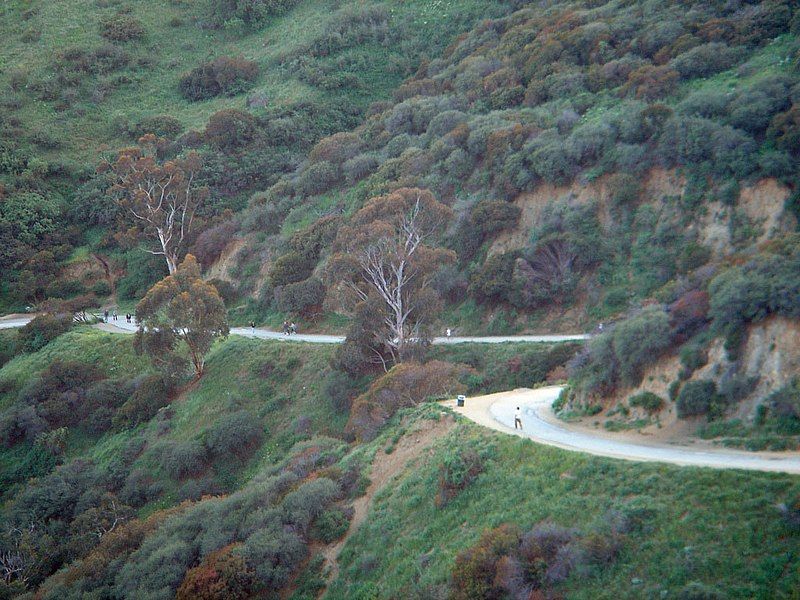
(445, 387), (800, 474)
(3, 315), (798, 474)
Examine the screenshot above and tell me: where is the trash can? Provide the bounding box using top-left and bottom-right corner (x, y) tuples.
(456, 395), (466, 407)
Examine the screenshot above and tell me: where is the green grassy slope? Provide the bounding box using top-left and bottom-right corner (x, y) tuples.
(0, 0), (508, 164)
(328, 410), (800, 599)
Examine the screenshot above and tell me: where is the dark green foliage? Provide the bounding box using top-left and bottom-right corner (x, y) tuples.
(17, 314), (73, 353)
(159, 440), (208, 480)
(296, 161), (338, 196)
(311, 506), (352, 543)
(612, 307), (671, 387)
(113, 374), (173, 428)
(191, 220), (239, 269)
(436, 447), (485, 507)
(455, 200), (521, 261)
(204, 410), (263, 460)
(469, 253), (516, 303)
(679, 342), (708, 373)
(179, 56), (258, 101)
(628, 392), (664, 414)
(764, 379), (800, 424)
(128, 115), (183, 139)
(208, 278), (239, 305)
(274, 277), (325, 315)
(17, 360), (104, 430)
(269, 251), (316, 287)
(451, 518), (626, 600)
(670, 43), (740, 79)
(323, 370), (360, 412)
(211, 0), (301, 27)
(676, 380), (720, 418)
(708, 244), (800, 335)
(117, 251), (169, 301)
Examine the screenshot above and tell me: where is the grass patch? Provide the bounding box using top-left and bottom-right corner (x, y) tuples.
(328, 411), (800, 599)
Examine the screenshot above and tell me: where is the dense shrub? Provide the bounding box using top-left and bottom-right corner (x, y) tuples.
(769, 105), (800, 155)
(117, 251), (169, 301)
(679, 341), (708, 374)
(176, 546), (255, 600)
(274, 277), (325, 315)
(436, 447), (484, 507)
(669, 43), (740, 79)
(471, 200), (520, 237)
(343, 153), (379, 184)
(323, 370), (359, 413)
(100, 14), (145, 42)
(766, 379), (800, 425)
(159, 440), (208, 480)
(212, 0), (301, 27)
(676, 380), (720, 418)
(628, 391), (664, 414)
(708, 248), (800, 336)
(17, 314), (73, 352)
(295, 161), (338, 196)
(347, 361), (469, 440)
(612, 307), (672, 387)
(113, 374), (173, 428)
(129, 115), (183, 139)
(310, 506), (352, 543)
(451, 519), (626, 599)
(204, 410), (263, 460)
(668, 290), (710, 339)
(269, 252), (316, 287)
(469, 253), (516, 303)
(191, 220), (239, 269)
(18, 360), (104, 429)
(179, 57), (258, 101)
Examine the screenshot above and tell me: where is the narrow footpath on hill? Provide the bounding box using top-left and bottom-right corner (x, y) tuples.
(2, 314), (798, 474)
(319, 414), (456, 587)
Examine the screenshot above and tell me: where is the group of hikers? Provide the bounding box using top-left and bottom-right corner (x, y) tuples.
(102, 309), (133, 324)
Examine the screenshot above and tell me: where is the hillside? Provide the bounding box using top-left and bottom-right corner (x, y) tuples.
(0, 0), (510, 311)
(0, 328), (797, 598)
(3, 0), (800, 597)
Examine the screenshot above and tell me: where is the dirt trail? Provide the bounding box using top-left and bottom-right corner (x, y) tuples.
(321, 414), (456, 587)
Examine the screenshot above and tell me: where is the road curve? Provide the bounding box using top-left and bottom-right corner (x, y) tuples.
(0, 315), (589, 345)
(445, 387), (800, 474)
(6, 314), (798, 473)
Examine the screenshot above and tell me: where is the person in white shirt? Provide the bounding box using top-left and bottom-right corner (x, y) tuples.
(514, 406), (522, 430)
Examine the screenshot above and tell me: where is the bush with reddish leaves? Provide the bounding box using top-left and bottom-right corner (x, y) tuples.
(191, 220), (238, 270)
(668, 289), (710, 340)
(451, 520), (626, 598)
(176, 545), (256, 600)
(346, 361), (470, 441)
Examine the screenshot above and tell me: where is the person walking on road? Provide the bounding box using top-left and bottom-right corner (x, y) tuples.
(290, 322), (297, 335)
(112, 310), (118, 321)
(103, 309), (109, 323)
(250, 321), (256, 335)
(514, 406), (523, 430)
(126, 314), (131, 324)
(282, 321), (290, 335)
(446, 328), (452, 338)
